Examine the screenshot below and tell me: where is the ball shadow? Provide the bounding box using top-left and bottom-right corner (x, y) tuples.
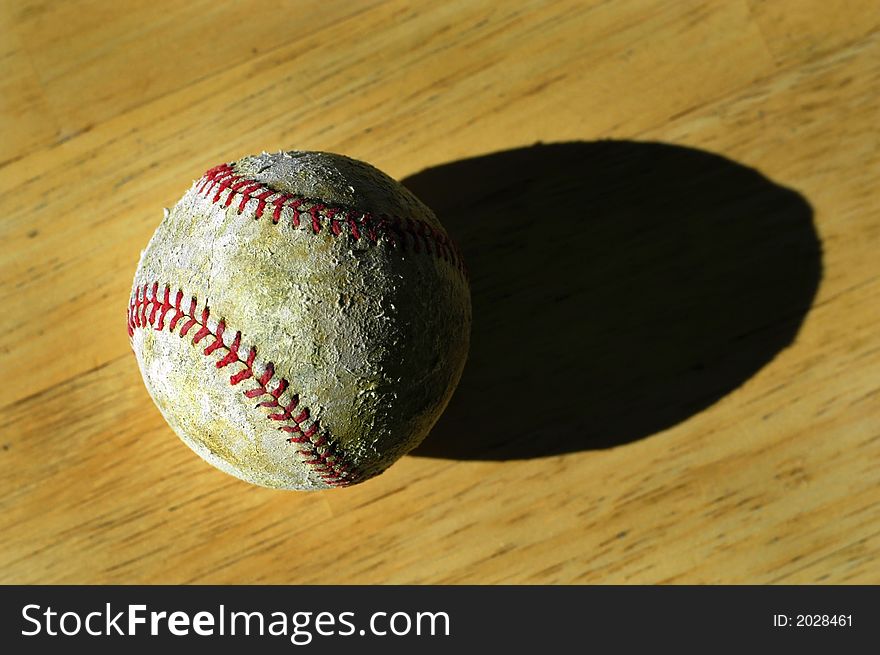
(404, 141), (822, 460)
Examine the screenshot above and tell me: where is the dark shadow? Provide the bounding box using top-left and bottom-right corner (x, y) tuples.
(404, 141), (822, 460)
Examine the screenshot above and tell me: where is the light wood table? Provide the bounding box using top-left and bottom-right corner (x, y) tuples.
(2, 0), (878, 583)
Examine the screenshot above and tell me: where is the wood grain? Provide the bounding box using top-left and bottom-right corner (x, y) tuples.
(1, 0), (878, 584)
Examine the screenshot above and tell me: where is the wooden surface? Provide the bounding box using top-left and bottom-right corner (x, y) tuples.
(1, 0), (878, 584)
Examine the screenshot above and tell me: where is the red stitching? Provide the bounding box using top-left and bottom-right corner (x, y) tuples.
(212, 174), (241, 203)
(128, 283), (363, 487)
(362, 213), (378, 244)
(194, 163), (465, 275)
(254, 189), (274, 220)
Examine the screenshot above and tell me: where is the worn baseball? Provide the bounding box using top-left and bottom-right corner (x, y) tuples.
(127, 151), (470, 489)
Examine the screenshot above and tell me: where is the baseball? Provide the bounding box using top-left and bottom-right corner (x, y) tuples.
(127, 151), (471, 490)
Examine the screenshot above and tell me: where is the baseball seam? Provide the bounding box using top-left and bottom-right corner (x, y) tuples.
(127, 281), (364, 488)
(196, 163), (466, 275)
